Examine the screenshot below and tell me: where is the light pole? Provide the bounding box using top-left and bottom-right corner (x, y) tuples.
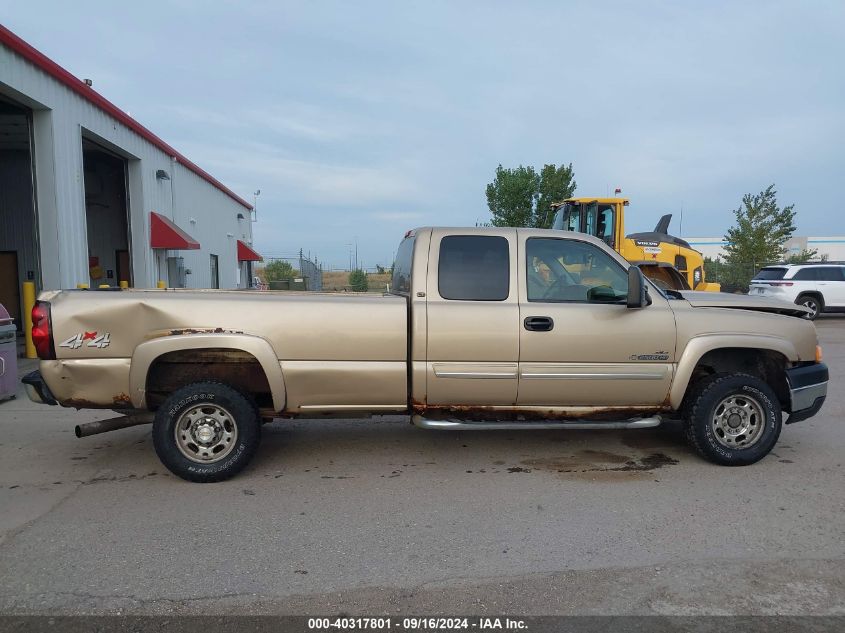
(252, 189), (260, 222)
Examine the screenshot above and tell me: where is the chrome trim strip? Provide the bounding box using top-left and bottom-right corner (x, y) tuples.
(520, 372), (664, 380)
(298, 404), (406, 410)
(413, 416), (662, 431)
(435, 371), (518, 379)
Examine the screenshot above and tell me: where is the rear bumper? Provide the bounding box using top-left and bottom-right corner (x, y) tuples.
(21, 370), (57, 406)
(785, 363), (828, 424)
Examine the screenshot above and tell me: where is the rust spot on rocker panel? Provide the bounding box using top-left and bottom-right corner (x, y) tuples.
(112, 393), (132, 407)
(62, 398), (103, 410)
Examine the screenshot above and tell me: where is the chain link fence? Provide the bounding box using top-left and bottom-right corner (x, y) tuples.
(258, 252), (323, 291)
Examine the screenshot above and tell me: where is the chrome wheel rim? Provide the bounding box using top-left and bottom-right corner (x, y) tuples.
(711, 393), (766, 449)
(800, 298), (818, 317)
(175, 404), (238, 463)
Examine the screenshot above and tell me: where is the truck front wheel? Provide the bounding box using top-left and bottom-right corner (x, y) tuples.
(152, 381), (261, 482)
(684, 373), (782, 466)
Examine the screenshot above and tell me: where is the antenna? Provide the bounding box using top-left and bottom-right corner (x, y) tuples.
(680, 201), (684, 237)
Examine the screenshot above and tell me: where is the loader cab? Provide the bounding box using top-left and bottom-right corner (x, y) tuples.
(552, 198), (628, 251)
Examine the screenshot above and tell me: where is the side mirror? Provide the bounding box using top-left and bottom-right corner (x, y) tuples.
(627, 266), (649, 308)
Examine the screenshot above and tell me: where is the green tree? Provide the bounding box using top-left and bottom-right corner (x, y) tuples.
(349, 268), (369, 292)
(786, 249), (819, 264)
(486, 163), (576, 228)
(486, 164), (539, 228)
(264, 260), (298, 281)
(722, 185), (805, 291)
(536, 163), (577, 228)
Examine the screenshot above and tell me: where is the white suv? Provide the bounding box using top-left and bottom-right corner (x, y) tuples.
(749, 263), (845, 320)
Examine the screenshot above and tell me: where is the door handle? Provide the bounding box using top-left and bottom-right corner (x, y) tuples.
(524, 316), (554, 332)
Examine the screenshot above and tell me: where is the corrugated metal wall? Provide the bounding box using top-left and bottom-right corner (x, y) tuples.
(0, 42), (254, 292)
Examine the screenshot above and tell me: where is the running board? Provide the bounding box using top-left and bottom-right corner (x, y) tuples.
(412, 415), (662, 431)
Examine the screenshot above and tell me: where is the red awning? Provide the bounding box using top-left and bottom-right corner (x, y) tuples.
(150, 212), (200, 250)
(237, 240), (262, 262)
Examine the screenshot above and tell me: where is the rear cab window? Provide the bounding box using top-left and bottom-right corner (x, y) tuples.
(438, 235), (510, 301)
(390, 233), (416, 296)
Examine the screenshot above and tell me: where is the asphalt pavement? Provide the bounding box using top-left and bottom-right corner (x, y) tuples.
(0, 318), (843, 615)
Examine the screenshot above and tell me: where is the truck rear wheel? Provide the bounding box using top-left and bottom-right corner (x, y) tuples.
(152, 381), (260, 482)
(684, 373), (781, 466)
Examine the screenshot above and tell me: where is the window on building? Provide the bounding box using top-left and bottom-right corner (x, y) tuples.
(438, 235), (509, 301)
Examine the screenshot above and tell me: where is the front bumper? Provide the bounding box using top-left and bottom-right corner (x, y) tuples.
(21, 370), (57, 406)
(785, 363), (828, 424)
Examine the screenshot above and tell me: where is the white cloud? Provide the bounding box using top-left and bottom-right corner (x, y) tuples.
(177, 140), (421, 206)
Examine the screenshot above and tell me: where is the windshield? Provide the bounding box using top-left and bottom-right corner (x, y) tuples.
(552, 202), (616, 248)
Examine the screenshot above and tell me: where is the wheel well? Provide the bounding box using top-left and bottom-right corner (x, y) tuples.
(146, 348), (273, 410)
(796, 291), (824, 306)
(686, 348), (790, 409)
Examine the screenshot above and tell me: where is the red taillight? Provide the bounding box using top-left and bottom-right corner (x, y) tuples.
(31, 301), (55, 360)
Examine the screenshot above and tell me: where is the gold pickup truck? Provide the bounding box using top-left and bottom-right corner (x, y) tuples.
(23, 227), (828, 482)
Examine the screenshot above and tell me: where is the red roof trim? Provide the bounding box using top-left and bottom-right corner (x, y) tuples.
(237, 239), (262, 262)
(150, 212), (201, 250)
(0, 25), (253, 211)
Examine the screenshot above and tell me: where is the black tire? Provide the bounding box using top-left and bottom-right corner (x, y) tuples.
(153, 381), (261, 482)
(684, 373), (782, 466)
(795, 294), (822, 320)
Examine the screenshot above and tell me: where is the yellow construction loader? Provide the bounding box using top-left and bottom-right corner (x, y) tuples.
(551, 197), (720, 291)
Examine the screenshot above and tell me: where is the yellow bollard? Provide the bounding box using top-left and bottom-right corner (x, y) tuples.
(99, 284), (110, 288)
(23, 281), (36, 359)
(119, 280), (129, 289)
(157, 280), (166, 289)
(76, 283), (89, 289)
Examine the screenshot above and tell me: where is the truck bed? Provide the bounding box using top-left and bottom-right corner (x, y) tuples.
(40, 289), (409, 413)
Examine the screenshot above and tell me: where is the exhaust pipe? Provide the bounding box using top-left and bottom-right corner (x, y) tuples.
(75, 413), (153, 438)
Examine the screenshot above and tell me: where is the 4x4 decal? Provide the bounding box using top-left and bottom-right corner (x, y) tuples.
(59, 331), (111, 349)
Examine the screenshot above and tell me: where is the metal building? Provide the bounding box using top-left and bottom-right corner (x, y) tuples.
(685, 236), (845, 262)
(0, 25), (262, 330)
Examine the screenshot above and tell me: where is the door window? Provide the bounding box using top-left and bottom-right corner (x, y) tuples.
(817, 267), (845, 282)
(597, 207), (615, 247)
(526, 238), (628, 303)
(792, 268), (818, 281)
(438, 235), (509, 301)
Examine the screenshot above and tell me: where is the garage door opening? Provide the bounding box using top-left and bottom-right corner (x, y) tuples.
(0, 96), (38, 332)
(82, 138), (131, 287)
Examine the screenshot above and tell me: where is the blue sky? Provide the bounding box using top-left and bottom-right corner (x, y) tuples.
(5, 1), (844, 269)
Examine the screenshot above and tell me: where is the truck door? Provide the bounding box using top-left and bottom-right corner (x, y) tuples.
(424, 229), (519, 407)
(517, 232), (676, 407)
